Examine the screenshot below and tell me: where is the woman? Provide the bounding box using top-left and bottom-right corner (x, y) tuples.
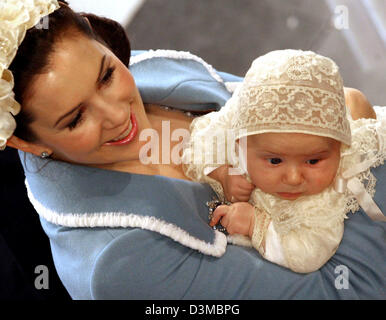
(2, 1), (385, 299)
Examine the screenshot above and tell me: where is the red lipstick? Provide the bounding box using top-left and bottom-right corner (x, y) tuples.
(104, 113), (138, 146)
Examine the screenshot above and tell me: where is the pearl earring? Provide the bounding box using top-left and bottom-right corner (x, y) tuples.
(40, 151), (50, 159)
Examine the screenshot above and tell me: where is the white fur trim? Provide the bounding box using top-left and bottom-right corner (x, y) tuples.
(25, 180), (227, 257)
(224, 82), (241, 93)
(130, 49), (225, 85)
(227, 234), (253, 247)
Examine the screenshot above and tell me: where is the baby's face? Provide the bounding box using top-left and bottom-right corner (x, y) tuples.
(245, 133), (341, 200)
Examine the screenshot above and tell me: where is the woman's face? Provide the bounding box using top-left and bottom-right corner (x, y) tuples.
(23, 34), (150, 165)
(245, 132), (341, 200)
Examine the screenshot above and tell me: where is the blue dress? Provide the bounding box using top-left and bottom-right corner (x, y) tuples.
(20, 50), (386, 299)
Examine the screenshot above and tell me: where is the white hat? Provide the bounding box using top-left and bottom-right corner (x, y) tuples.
(231, 49), (351, 145)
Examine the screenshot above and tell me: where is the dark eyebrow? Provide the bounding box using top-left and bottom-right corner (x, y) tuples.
(54, 55), (107, 128)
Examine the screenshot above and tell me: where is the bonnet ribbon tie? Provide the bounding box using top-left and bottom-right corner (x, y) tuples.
(334, 158), (386, 222)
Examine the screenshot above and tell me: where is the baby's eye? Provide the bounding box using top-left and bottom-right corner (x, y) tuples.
(307, 159), (320, 165)
(268, 158), (282, 165)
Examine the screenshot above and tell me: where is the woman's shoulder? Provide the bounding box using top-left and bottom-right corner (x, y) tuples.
(344, 87), (377, 120)
(129, 49), (241, 112)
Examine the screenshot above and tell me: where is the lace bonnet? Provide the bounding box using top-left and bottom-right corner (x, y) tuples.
(230, 49), (351, 146)
(0, 0), (59, 150)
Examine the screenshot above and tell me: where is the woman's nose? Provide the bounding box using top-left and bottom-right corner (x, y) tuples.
(284, 166), (304, 186)
(94, 99), (128, 129)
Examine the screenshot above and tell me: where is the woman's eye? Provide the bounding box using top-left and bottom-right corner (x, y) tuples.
(268, 158), (282, 165)
(101, 66), (115, 85)
(67, 109), (84, 130)
(307, 159), (320, 165)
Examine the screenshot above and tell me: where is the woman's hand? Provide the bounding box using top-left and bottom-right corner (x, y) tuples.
(208, 165), (255, 202)
(209, 202), (255, 237)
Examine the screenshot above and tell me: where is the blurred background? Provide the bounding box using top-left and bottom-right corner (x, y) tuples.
(69, 0), (386, 105)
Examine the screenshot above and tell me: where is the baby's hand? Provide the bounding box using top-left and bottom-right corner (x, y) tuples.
(208, 165), (255, 202)
(223, 173), (255, 202)
(209, 202), (255, 236)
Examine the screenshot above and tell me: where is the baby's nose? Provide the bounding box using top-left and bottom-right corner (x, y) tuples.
(284, 167), (304, 186)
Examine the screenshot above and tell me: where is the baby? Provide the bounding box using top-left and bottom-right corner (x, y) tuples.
(182, 49), (385, 273)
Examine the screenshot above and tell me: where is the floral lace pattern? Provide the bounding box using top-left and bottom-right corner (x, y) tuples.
(339, 108), (386, 214)
(251, 207), (271, 255)
(233, 85), (351, 145)
(230, 50), (351, 145)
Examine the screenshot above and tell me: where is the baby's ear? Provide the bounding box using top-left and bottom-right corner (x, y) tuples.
(6, 135), (52, 157)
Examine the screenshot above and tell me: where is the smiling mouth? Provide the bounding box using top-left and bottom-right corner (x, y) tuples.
(104, 113), (138, 146)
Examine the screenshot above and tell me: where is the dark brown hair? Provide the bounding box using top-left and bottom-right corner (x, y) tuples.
(9, 1), (131, 142)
